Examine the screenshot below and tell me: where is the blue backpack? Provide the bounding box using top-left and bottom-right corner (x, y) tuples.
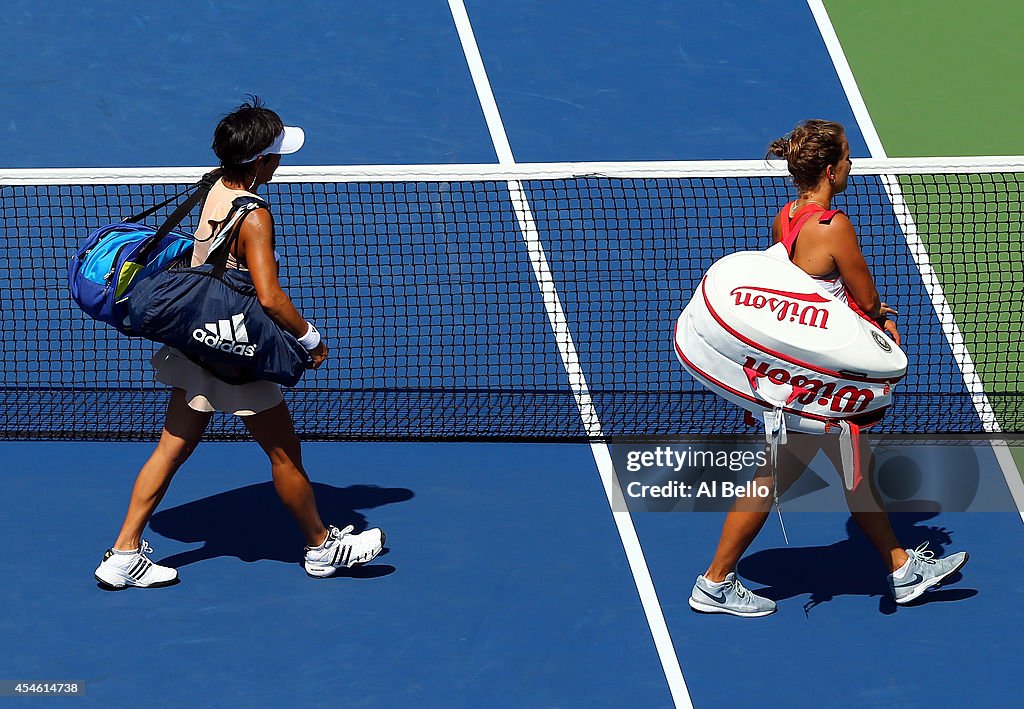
(68, 170), (221, 335)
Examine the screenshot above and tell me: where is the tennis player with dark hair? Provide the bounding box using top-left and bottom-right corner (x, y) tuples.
(688, 120), (968, 617)
(94, 98), (385, 588)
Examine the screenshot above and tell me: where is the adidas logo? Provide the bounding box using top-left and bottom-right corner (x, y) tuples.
(192, 313), (256, 357)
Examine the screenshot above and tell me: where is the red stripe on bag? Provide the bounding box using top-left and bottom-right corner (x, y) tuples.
(701, 279), (902, 384)
(674, 323), (887, 431)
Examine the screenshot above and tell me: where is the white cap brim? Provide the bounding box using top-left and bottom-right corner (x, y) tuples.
(241, 125), (305, 163)
(274, 125), (305, 155)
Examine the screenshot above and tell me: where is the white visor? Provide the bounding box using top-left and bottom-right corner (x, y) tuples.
(240, 125), (305, 163)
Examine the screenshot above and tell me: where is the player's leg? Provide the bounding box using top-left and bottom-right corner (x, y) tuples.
(243, 400), (326, 545)
(243, 401), (385, 577)
(113, 388), (211, 550)
(820, 434), (906, 571)
(821, 435), (969, 604)
(95, 388), (210, 589)
(703, 434), (818, 582)
(691, 434), (819, 617)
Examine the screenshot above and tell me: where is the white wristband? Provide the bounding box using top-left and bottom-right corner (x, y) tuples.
(297, 322), (321, 351)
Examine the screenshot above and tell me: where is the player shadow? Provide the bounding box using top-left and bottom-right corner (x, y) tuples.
(736, 512), (977, 615)
(148, 482), (413, 577)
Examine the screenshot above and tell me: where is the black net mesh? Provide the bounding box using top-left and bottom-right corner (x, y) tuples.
(1, 167), (1020, 440)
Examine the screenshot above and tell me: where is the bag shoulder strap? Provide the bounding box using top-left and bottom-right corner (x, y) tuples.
(779, 202), (846, 257)
(207, 196), (271, 275)
(132, 169), (224, 262)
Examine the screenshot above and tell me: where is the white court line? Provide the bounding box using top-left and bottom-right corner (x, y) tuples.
(809, 0), (1024, 523)
(806, 0), (886, 159)
(881, 177), (1000, 431)
(447, 1), (692, 706)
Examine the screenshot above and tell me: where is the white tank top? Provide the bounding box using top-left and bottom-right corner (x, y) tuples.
(811, 269), (849, 304)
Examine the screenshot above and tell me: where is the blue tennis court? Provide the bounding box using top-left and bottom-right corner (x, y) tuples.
(1, 2), (1022, 707)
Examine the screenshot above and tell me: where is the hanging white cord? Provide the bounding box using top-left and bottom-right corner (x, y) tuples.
(762, 406), (790, 545)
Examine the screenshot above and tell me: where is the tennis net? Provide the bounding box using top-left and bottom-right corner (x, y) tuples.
(1, 157), (1021, 440)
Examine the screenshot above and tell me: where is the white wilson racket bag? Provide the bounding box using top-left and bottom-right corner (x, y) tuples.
(673, 242), (907, 490)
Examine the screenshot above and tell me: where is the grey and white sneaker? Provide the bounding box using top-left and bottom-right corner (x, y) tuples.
(303, 524), (385, 578)
(689, 572), (776, 617)
(888, 542), (968, 605)
(94, 540), (178, 589)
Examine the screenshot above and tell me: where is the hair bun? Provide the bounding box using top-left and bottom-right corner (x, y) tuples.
(767, 137), (790, 159)
(766, 119), (846, 193)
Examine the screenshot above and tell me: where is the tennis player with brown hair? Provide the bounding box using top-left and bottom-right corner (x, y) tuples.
(688, 120), (968, 617)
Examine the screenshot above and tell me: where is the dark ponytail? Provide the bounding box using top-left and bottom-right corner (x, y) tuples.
(212, 95), (284, 180)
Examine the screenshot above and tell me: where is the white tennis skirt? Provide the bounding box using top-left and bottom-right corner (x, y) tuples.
(151, 346), (283, 415)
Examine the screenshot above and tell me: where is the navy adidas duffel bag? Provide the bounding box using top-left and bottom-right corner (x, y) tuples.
(127, 200), (310, 387)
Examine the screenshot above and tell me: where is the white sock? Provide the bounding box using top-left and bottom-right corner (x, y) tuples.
(111, 546), (139, 555)
(892, 554), (912, 579)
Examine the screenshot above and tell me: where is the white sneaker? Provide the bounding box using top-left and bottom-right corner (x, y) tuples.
(303, 525), (385, 578)
(94, 540), (179, 589)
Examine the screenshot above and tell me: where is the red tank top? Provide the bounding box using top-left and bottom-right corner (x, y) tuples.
(778, 201), (843, 263)
(776, 202), (872, 322)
